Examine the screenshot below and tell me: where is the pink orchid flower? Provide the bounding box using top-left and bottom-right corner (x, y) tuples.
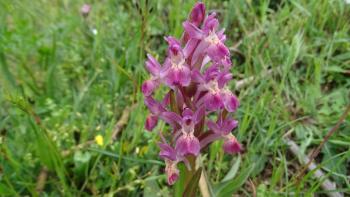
(142, 2), (242, 185)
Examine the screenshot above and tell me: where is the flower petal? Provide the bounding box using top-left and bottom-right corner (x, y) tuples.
(144, 96), (166, 115)
(201, 55), (211, 68)
(165, 36), (181, 46)
(145, 54), (161, 76)
(207, 43), (230, 64)
(222, 92), (239, 112)
(217, 72), (232, 88)
(165, 36), (182, 57)
(182, 108), (193, 118)
(222, 55), (232, 68)
(191, 40), (209, 66)
(175, 134), (200, 156)
(183, 39), (199, 59)
(188, 136), (200, 155)
(158, 143), (177, 161)
(183, 21), (204, 39)
(160, 111), (182, 128)
(221, 118), (238, 135)
(162, 91), (171, 106)
(207, 120), (220, 133)
(204, 64), (220, 81)
(193, 106), (205, 124)
(203, 12), (218, 32)
(191, 69), (205, 83)
(178, 66), (191, 86)
(204, 93), (223, 111)
(217, 29), (226, 42)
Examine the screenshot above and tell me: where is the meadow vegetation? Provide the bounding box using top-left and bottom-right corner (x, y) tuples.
(0, 0), (349, 196)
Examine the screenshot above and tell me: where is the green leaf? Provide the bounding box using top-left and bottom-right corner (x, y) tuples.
(183, 167), (202, 197)
(28, 119), (69, 193)
(221, 155), (241, 182)
(214, 164), (255, 197)
(88, 148), (164, 165)
(269, 159), (285, 189)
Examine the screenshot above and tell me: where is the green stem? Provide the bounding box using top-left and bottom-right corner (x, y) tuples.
(184, 155), (196, 190)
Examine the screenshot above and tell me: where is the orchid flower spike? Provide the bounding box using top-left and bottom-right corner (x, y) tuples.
(142, 2), (242, 185)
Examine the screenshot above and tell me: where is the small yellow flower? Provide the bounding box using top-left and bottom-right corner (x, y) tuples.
(95, 135), (104, 146)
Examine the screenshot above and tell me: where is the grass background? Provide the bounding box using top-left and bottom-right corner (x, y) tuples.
(1, 0), (350, 196)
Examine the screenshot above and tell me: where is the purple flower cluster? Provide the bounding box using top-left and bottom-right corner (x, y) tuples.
(142, 2), (242, 185)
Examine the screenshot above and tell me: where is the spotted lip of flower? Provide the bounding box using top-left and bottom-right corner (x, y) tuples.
(175, 132), (200, 156)
(162, 38), (191, 88)
(174, 107), (204, 156)
(192, 67), (239, 112)
(162, 58), (191, 87)
(158, 133), (182, 185)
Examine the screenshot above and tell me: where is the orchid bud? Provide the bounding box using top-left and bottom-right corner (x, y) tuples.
(189, 2), (206, 26)
(223, 135), (242, 154)
(145, 115), (158, 131)
(165, 160), (180, 185)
